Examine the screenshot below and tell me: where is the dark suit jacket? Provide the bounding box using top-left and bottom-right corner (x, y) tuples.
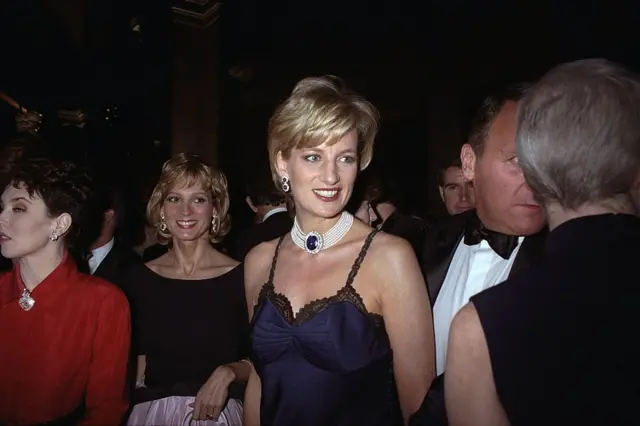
(231, 211), (292, 261)
(410, 209), (547, 426)
(93, 242), (143, 290)
(380, 210), (428, 259)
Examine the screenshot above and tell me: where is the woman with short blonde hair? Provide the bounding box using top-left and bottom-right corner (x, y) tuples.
(126, 153), (249, 426)
(244, 77), (435, 426)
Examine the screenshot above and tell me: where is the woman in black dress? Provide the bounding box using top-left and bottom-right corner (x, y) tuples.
(126, 153), (250, 425)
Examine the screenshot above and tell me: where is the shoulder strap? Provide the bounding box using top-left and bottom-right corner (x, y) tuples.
(267, 235), (286, 285)
(345, 229), (379, 288)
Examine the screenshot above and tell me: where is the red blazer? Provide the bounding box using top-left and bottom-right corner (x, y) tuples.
(0, 253), (131, 425)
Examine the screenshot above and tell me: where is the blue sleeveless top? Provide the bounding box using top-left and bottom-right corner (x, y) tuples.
(250, 230), (402, 426)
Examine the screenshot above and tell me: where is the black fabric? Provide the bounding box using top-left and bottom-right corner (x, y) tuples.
(230, 211), (292, 261)
(123, 263), (250, 404)
(463, 212), (518, 259)
(473, 214), (640, 425)
(419, 209), (547, 306)
(141, 244), (168, 263)
(412, 209), (547, 425)
(92, 242), (142, 289)
(380, 210), (428, 259)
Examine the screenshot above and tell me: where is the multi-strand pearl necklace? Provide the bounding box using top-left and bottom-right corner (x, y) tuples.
(291, 211), (354, 255)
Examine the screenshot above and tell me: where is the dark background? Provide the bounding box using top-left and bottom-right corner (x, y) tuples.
(0, 0), (638, 239)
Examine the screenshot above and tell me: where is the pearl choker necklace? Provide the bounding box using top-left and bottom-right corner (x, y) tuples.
(291, 211), (354, 254)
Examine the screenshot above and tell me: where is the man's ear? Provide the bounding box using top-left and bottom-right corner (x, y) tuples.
(460, 144), (477, 181)
(246, 196), (258, 213)
(104, 209), (116, 224)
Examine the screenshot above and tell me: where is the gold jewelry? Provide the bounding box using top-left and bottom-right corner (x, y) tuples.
(159, 212), (168, 232)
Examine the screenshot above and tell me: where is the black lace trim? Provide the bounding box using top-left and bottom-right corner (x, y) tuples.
(254, 229), (384, 327)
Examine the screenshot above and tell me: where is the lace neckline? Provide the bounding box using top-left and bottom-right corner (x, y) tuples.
(254, 230), (383, 327)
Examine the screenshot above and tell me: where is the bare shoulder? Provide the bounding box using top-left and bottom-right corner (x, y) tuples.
(245, 238), (279, 270)
(244, 239), (280, 292)
(368, 232), (419, 271)
(365, 231), (425, 294)
(450, 303), (484, 345)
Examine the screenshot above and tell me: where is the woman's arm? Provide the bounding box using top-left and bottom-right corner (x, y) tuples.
(445, 304), (510, 426)
(244, 364), (262, 426)
(81, 289), (131, 426)
(375, 236), (436, 425)
(240, 243), (272, 426)
(135, 355), (146, 387)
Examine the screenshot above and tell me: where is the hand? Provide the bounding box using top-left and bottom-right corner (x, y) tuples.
(189, 365), (235, 421)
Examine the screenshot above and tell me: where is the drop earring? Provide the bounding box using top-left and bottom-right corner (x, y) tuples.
(281, 176), (291, 193)
(50, 231), (59, 242)
(159, 212), (168, 232)
(211, 215), (218, 233)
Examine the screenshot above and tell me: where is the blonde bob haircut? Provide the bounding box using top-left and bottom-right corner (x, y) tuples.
(268, 76), (379, 190)
(146, 152), (231, 245)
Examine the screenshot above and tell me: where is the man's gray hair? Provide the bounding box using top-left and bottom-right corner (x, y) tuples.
(516, 58), (640, 210)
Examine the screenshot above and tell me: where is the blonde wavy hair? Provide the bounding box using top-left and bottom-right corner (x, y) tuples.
(146, 153), (231, 244)
(267, 76), (379, 191)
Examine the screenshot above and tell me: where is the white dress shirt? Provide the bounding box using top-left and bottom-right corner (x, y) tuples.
(433, 236), (524, 374)
(89, 238), (115, 275)
(261, 206), (288, 223)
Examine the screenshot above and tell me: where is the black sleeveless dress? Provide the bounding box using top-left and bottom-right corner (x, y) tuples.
(250, 230), (402, 426)
(472, 214), (640, 425)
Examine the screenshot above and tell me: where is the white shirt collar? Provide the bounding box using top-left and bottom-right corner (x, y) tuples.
(261, 206), (288, 222)
(89, 238), (115, 274)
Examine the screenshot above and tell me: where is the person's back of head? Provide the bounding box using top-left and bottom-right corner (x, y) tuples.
(516, 58), (640, 227)
(246, 169), (286, 209)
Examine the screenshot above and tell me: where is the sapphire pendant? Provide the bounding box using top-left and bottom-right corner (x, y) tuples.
(304, 232), (323, 254)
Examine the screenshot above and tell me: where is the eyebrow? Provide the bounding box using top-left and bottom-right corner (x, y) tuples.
(304, 147), (357, 155)
(10, 197), (31, 203)
(166, 192), (209, 197)
(338, 148), (357, 155)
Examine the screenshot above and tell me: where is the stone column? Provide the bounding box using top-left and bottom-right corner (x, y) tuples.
(170, 0), (222, 166)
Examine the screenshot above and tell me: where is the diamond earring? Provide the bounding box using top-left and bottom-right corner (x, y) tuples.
(50, 231), (59, 242)
(281, 176), (291, 193)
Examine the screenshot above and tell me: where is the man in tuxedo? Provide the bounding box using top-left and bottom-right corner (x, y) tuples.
(230, 175), (291, 261)
(446, 58), (640, 426)
(89, 184), (141, 287)
(411, 84), (547, 426)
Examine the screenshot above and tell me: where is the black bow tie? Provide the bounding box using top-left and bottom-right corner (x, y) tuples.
(464, 218), (519, 260)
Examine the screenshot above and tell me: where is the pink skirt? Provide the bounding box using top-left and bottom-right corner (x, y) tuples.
(127, 397), (243, 426)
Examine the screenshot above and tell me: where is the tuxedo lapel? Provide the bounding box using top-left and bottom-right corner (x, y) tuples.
(425, 234), (462, 304)
(509, 228), (548, 277)
(420, 211), (473, 305)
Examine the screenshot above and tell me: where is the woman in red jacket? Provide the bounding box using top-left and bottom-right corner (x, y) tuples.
(0, 155), (131, 425)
